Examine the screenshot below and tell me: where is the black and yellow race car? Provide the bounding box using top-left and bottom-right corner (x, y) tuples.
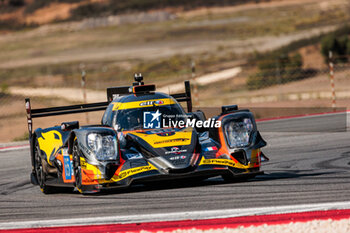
(25, 75), (268, 194)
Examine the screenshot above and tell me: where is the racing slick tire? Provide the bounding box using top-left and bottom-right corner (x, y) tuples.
(72, 140), (83, 193)
(34, 139), (57, 194)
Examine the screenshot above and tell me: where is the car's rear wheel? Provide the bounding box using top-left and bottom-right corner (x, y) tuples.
(72, 140), (83, 193)
(34, 139), (55, 194)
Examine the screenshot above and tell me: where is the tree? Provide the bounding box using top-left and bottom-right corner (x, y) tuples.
(247, 53), (305, 90)
(321, 34), (349, 63)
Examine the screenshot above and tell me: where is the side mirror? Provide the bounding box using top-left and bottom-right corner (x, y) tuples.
(61, 121), (79, 131)
(221, 105), (238, 115)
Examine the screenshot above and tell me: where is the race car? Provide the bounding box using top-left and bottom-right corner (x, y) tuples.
(25, 74), (268, 194)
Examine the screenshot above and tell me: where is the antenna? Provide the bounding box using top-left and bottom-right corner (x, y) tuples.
(133, 73), (144, 86)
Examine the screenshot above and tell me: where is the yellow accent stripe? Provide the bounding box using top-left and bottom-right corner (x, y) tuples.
(110, 163), (157, 182)
(112, 98), (176, 111)
(199, 157), (253, 169)
(199, 158), (236, 167)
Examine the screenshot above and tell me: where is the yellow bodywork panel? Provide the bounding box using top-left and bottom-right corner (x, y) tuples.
(37, 130), (63, 166)
(81, 157), (104, 179)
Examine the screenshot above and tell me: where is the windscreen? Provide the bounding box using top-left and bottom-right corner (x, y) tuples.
(112, 103), (187, 131)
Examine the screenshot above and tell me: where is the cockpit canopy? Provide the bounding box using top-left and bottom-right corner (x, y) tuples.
(102, 93), (187, 131)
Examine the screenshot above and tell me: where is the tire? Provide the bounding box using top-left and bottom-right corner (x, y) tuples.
(30, 172), (39, 185)
(72, 140), (83, 193)
(34, 139), (56, 194)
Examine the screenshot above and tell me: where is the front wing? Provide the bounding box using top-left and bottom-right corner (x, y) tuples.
(77, 155), (262, 193)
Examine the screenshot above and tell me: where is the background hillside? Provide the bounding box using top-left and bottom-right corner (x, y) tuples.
(1, 0), (271, 29)
(0, 0), (349, 142)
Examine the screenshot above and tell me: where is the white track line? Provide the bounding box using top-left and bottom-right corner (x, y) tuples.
(1, 201), (350, 230)
(0, 144), (29, 152)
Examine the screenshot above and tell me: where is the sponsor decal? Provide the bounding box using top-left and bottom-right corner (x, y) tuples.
(143, 110), (161, 129)
(140, 100), (164, 106)
(169, 155), (186, 160)
(112, 164), (156, 182)
(204, 146), (218, 151)
(165, 147), (187, 155)
(112, 98), (175, 111)
(62, 149), (73, 180)
(79, 142), (97, 158)
(154, 138), (189, 145)
(200, 158), (235, 167)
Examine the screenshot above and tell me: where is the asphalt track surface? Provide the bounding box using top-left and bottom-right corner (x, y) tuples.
(0, 113), (349, 224)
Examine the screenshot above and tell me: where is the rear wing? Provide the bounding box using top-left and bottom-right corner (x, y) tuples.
(25, 80), (192, 137)
(170, 80), (192, 113)
(25, 99), (109, 138)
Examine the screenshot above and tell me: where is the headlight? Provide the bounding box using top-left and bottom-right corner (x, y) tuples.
(224, 118), (254, 148)
(87, 133), (118, 161)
